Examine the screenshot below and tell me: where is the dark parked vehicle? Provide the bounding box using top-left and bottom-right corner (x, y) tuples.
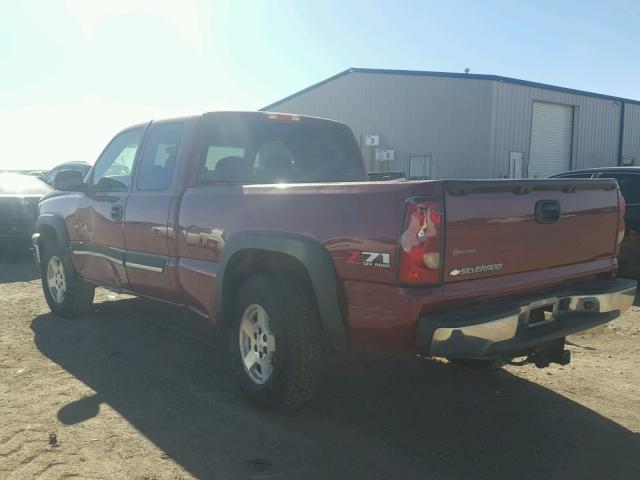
(44, 161), (91, 186)
(33, 112), (635, 410)
(0, 173), (52, 255)
(552, 167), (640, 276)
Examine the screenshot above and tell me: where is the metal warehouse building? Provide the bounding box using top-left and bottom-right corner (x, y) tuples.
(262, 68), (640, 179)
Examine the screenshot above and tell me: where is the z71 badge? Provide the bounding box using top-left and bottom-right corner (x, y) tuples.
(346, 251), (392, 269)
(449, 263), (503, 276)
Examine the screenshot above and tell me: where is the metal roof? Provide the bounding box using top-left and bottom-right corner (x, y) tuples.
(262, 67), (640, 110)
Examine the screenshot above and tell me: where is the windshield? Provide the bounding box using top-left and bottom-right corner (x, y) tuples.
(0, 173), (52, 194)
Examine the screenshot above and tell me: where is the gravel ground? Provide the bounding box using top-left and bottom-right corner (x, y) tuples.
(1, 255), (639, 479)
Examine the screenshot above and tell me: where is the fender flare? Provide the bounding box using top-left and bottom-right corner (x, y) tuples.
(216, 232), (348, 351)
(35, 213), (70, 247)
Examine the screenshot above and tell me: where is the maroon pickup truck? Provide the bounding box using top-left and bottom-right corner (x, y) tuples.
(33, 111), (636, 410)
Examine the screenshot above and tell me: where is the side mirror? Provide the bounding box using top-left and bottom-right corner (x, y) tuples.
(53, 169), (85, 191)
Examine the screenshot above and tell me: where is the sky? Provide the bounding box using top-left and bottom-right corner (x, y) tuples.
(1, 0), (639, 170)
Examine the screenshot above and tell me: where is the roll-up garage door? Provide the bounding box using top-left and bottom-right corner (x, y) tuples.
(528, 101), (574, 177)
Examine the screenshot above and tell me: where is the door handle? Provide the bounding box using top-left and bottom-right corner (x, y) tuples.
(111, 205), (124, 220)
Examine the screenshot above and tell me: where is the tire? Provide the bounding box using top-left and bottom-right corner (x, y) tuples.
(41, 237), (95, 317)
(448, 358), (507, 371)
(229, 274), (323, 411)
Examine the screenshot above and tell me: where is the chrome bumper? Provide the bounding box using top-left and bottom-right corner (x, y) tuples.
(421, 277), (637, 359)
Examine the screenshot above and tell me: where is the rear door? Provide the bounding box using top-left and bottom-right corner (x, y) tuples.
(124, 120), (185, 300)
(72, 127), (144, 288)
(441, 179), (619, 283)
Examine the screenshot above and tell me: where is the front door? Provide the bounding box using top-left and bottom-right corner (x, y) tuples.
(124, 120), (185, 301)
(71, 127), (145, 289)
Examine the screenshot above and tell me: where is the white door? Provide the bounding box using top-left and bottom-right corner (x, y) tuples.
(528, 101), (574, 177)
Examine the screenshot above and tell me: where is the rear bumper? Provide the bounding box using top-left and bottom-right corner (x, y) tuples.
(417, 277), (636, 359)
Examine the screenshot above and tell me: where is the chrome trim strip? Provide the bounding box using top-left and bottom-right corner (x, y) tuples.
(70, 242), (165, 273)
(125, 261), (164, 273)
(431, 282), (636, 351)
(72, 250), (124, 266)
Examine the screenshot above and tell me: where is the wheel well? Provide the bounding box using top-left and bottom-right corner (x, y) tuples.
(221, 249), (319, 329)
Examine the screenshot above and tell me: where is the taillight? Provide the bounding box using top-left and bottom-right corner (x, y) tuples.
(616, 191), (626, 256)
(399, 198), (442, 284)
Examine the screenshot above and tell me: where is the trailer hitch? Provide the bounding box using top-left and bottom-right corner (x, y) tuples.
(508, 338), (571, 368)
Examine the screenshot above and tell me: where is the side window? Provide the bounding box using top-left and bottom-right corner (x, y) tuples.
(92, 129), (142, 191)
(136, 122), (184, 190)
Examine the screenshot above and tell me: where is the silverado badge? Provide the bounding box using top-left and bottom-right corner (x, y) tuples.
(449, 263), (503, 276)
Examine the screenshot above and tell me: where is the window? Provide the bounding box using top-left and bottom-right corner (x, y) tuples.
(254, 141), (294, 182)
(408, 155), (431, 179)
(598, 173), (640, 204)
(197, 114), (364, 184)
(137, 122), (184, 190)
(92, 129), (142, 191)
(200, 146), (246, 182)
(553, 172), (593, 179)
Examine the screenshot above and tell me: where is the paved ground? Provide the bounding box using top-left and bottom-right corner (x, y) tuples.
(1, 255), (639, 479)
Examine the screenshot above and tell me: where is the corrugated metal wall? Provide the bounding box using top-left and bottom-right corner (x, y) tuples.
(268, 71), (636, 178)
(492, 82), (622, 177)
(269, 72), (494, 178)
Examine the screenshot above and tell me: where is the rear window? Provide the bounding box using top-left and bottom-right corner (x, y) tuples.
(0, 173), (52, 194)
(197, 115), (365, 184)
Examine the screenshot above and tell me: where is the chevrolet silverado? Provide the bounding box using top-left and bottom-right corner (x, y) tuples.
(33, 111), (636, 410)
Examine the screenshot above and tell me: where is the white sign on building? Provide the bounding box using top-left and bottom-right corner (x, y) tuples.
(365, 134), (380, 146)
(375, 148), (395, 161)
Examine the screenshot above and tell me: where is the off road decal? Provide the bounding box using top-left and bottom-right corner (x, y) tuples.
(449, 263), (503, 276)
(346, 251), (391, 269)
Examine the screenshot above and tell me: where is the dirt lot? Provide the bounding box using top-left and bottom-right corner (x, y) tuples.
(1, 255), (639, 480)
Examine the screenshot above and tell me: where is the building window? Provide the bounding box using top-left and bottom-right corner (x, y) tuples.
(408, 154), (431, 179)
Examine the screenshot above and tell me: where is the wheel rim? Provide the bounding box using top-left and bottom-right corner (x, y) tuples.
(47, 256), (67, 304)
(238, 304), (276, 385)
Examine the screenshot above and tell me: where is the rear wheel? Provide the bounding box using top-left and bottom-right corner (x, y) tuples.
(41, 238), (95, 317)
(229, 274), (323, 411)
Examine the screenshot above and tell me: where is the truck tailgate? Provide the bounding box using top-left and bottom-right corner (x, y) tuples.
(441, 179), (620, 283)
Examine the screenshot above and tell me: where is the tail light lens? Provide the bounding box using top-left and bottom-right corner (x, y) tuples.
(616, 191), (626, 256)
(399, 199), (442, 284)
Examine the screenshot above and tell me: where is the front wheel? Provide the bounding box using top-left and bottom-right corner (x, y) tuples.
(229, 274), (323, 411)
(41, 238), (95, 317)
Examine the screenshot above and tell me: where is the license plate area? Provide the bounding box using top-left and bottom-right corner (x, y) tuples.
(523, 299), (558, 328)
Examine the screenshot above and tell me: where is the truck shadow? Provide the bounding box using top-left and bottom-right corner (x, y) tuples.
(31, 297), (639, 480)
